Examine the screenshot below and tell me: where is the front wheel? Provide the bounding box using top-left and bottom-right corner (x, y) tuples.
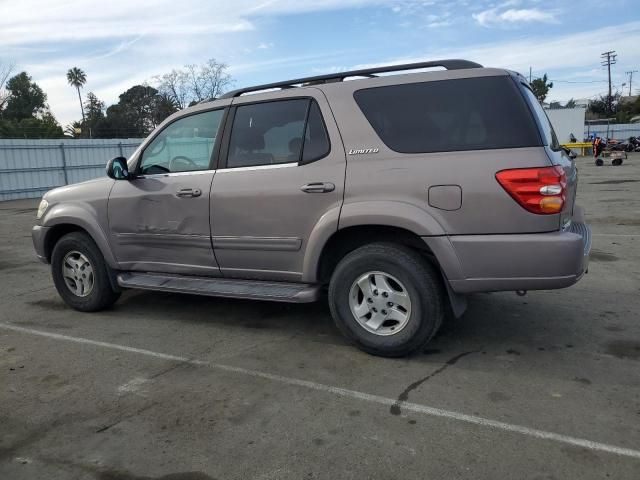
(51, 232), (121, 312)
(328, 243), (445, 357)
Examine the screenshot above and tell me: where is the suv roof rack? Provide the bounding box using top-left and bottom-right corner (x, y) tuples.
(218, 59), (482, 99)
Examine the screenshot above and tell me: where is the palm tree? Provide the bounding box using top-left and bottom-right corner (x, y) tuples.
(66, 67), (87, 123)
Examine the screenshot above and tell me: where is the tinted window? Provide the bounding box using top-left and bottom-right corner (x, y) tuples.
(354, 76), (542, 153)
(140, 109), (223, 174)
(521, 85), (561, 151)
(227, 99), (308, 168)
(302, 101), (330, 163)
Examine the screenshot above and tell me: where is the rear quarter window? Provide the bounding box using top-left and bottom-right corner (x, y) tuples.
(353, 76), (542, 154)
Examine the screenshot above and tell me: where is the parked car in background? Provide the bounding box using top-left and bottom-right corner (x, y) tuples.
(33, 59), (591, 356)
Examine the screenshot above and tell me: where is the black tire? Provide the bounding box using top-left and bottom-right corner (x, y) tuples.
(595, 158), (604, 166)
(328, 243), (445, 357)
(51, 232), (120, 312)
(612, 158), (623, 166)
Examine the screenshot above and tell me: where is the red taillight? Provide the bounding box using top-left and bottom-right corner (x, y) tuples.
(496, 166), (566, 215)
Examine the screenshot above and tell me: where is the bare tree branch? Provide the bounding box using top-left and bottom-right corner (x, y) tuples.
(154, 58), (233, 109)
(0, 60), (16, 111)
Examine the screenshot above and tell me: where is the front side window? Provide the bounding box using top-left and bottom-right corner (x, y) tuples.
(227, 99), (330, 168)
(140, 109), (224, 174)
(354, 76), (542, 154)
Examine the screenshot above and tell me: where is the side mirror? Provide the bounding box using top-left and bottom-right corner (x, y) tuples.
(106, 157), (130, 180)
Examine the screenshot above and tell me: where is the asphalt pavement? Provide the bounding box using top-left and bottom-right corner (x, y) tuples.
(1, 153), (639, 479)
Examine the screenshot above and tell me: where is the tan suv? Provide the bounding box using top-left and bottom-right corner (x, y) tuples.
(32, 60), (591, 356)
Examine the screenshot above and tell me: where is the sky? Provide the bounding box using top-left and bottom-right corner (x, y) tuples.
(1, 0), (640, 126)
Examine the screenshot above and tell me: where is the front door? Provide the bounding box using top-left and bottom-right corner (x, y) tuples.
(108, 108), (226, 276)
(210, 92), (345, 282)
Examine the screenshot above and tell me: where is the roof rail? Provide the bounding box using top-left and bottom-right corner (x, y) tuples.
(219, 59), (482, 99)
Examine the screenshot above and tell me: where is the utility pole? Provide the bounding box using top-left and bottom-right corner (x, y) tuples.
(625, 70), (638, 96)
(601, 50), (617, 113)
(529, 66), (532, 83)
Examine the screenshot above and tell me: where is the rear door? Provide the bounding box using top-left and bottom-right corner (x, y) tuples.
(210, 91), (345, 281)
(108, 108), (226, 276)
(335, 73), (559, 235)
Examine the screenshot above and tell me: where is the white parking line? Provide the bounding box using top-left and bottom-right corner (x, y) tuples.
(2, 322), (640, 460)
(592, 233), (637, 237)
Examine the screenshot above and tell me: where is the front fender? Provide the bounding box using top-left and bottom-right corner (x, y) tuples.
(41, 202), (118, 268)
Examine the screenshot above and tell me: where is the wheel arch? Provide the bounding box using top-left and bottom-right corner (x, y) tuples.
(42, 210), (117, 269)
(308, 223), (468, 318)
(314, 224), (437, 285)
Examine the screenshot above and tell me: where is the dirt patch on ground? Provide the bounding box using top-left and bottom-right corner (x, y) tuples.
(605, 340), (640, 360)
(589, 250), (619, 262)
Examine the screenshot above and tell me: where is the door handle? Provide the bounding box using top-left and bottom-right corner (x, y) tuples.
(176, 188), (202, 198)
(300, 182), (335, 193)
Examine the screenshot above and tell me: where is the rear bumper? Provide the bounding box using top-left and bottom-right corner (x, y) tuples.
(32, 225), (51, 263)
(426, 221), (591, 294)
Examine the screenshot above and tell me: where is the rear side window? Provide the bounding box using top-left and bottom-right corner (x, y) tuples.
(354, 76), (542, 154)
(227, 99), (330, 168)
(302, 101), (330, 163)
(521, 86), (561, 151)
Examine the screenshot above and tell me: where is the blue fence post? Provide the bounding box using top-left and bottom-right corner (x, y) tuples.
(60, 142), (69, 185)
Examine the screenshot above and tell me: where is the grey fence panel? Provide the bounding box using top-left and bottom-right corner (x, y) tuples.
(0, 139), (144, 201)
(584, 123), (640, 139)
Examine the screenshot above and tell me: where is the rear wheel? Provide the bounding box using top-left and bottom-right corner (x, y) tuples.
(51, 232), (120, 312)
(328, 243), (445, 357)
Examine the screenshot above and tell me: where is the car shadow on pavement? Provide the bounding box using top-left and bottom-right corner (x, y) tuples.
(100, 288), (585, 361)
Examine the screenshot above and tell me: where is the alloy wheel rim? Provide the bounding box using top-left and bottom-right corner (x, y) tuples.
(348, 271), (412, 336)
(62, 251), (94, 297)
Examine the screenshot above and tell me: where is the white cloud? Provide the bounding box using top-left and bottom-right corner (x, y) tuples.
(473, 7), (557, 27)
(338, 21), (640, 101)
(0, 0), (440, 46)
(427, 20), (452, 28)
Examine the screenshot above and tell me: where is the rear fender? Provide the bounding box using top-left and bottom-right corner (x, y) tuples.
(338, 201), (446, 236)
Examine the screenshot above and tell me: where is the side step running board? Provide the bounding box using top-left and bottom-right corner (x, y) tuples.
(116, 272), (321, 303)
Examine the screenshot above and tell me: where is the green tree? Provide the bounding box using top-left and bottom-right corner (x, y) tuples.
(64, 120), (83, 138)
(530, 74), (553, 103)
(588, 93), (622, 119)
(82, 91), (105, 137)
(152, 94), (178, 126)
(3, 72), (47, 120)
(95, 85), (177, 138)
(67, 67), (87, 123)
(0, 110), (63, 138)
